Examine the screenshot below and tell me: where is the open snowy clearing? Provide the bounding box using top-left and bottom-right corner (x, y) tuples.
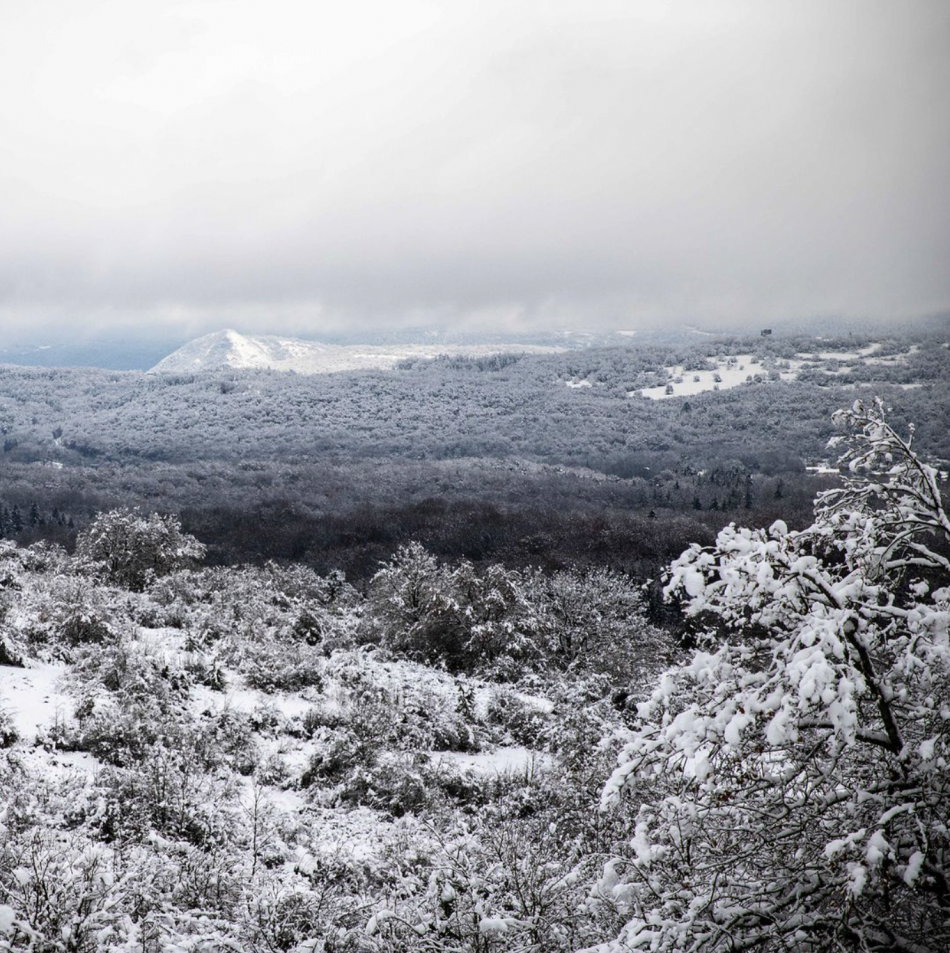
(628, 341), (925, 401)
(0, 662), (69, 740)
(431, 746), (553, 777)
(797, 343), (882, 361)
(636, 354), (777, 400)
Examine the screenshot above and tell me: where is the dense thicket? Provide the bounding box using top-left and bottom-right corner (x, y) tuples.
(0, 457), (824, 595)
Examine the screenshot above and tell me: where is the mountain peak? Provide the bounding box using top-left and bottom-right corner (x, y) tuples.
(149, 330), (332, 373)
(149, 331), (562, 375)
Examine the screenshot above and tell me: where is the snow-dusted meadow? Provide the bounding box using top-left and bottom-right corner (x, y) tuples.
(0, 519), (673, 951)
(634, 340), (927, 400)
(636, 353), (770, 399)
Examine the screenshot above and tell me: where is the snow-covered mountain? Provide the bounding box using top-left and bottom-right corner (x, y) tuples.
(150, 329), (560, 374)
(150, 329), (351, 373)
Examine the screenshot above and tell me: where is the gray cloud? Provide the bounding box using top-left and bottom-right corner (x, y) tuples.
(0, 0), (948, 340)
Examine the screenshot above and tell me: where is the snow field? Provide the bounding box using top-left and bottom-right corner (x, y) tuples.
(637, 354), (773, 399)
(0, 662), (68, 740)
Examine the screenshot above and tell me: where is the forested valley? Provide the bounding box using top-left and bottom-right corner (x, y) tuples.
(1, 329), (947, 582)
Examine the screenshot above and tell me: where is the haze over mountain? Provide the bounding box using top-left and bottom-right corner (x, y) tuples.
(1, 2), (947, 342)
(150, 329), (562, 374)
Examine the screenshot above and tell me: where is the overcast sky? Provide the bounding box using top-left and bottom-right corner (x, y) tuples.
(1, 0), (948, 341)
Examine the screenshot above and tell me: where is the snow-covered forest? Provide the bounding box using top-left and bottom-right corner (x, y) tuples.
(1, 330), (948, 586)
(1, 377), (948, 950)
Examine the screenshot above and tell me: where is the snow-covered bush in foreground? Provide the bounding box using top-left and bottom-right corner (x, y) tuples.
(596, 399), (950, 952)
(77, 508), (206, 591)
(367, 542), (542, 674)
(366, 542), (668, 681)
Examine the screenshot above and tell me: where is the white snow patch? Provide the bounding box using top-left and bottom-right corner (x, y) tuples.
(191, 682), (316, 720)
(903, 850), (925, 886)
(0, 663), (69, 740)
(431, 746), (551, 776)
(636, 355), (776, 400)
(0, 903), (17, 934)
(796, 344), (880, 361)
(515, 692), (555, 714)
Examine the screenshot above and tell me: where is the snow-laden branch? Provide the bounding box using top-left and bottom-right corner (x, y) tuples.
(595, 399), (950, 953)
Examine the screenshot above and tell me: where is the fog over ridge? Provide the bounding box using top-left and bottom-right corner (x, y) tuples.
(0, 0), (947, 341)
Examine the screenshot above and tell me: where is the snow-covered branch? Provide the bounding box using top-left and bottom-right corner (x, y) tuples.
(596, 400), (950, 952)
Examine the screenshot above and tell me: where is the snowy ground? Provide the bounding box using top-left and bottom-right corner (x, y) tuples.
(431, 747), (553, 776)
(0, 662), (69, 740)
(798, 343), (882, 361)
(636, 354), (773, 400)
(0, 632), (556, 821)
(628, 341), (924, 401)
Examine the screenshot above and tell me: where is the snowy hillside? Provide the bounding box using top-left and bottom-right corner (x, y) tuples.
(150, 329), (560, 374)
(0, 518), (670, 951)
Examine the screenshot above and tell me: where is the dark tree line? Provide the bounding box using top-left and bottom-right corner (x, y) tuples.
(0, 329), (945, 602)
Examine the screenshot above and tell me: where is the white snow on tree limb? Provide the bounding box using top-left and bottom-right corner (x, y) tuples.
(598, 398), (950, 953)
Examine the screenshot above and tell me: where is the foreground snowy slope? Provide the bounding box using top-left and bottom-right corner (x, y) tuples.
(0, 402), (947, 953)
(0, 519), (668, 952)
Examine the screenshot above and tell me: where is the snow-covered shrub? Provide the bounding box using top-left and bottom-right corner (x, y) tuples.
(484, 686), (551, 748)
(0, 632), (22, 667)
(153, 563), (359, 638)
(335, 754), (435, 817)
(239, 884), (345, 953)
(300, 660), (465, 782)
(596, 399), (950, 953)
(0, 544), (25, 664)
(302, 725), (386, 788)
(65, 710), (147, 766)
(2, 569), (125, 661)
(73, 631), (190, 701)
(11, 540), (71, 575)
(181, 644), (227, 690)
(368, 547), (670, 684)
(58, 606), (113, 647)
(367, 543), (541, 673)
(151, 563), (359, 692)
(0, 707), (17, 748)
(324, 650), (485, 753)
(370, 811), (625, 952)
(547, 703), (623, 779)
(197, 705), (262, 776)
(76, 508), (206, 591)
(0, 834), (132, 952)
(241, 640), (325, 693)
(93, 746), (240, 848)
(59, 636), (207, 767)
(523, 566), (664, 675)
